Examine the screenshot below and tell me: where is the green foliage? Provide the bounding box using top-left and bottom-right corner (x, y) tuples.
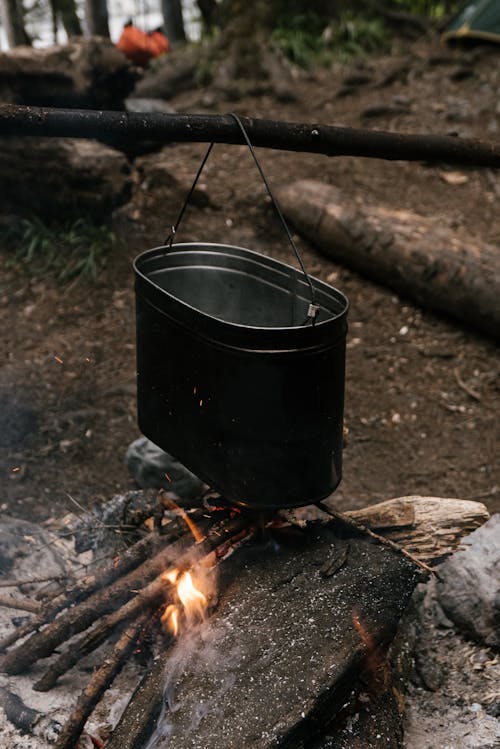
(391, 1), (462, 19)
(2, 216), (116, 283)
(271, 11), (389, 67)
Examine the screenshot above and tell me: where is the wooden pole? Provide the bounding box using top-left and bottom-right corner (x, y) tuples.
(0, 104), (499, 168)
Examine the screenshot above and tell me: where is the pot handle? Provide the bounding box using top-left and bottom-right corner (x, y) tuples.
(162, 113), (319, 325)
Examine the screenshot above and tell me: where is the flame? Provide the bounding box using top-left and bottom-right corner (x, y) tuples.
(160, 494), (205, 543)
(177, 571), (207, 622)
(161, 604), (179, 636)
(160, 568), (208, 637)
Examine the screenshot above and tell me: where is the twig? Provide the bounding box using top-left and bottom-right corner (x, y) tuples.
(0, 595), (41, 613)
(53, 613), (149, 749)
(454, 367), (482, 401)
(316, 502), (436, 577)
(0, 574), (67, 589)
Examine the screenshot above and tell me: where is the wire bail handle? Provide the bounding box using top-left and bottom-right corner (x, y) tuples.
(164, 113), (319, 324)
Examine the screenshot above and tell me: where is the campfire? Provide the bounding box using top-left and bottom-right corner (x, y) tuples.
(0, 487), (488, 749)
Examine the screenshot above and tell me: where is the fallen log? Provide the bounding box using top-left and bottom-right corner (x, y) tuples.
(0, 136), (132, 220)
(106, 496), (488, 749)
(277, 180), (500, 339)
(0, 38), (137, 110)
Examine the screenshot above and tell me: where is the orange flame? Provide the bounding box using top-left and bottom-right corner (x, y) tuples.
(161, 604), (179, 637)
(160, 569), (208, 637)
(177, 571), (207, 622)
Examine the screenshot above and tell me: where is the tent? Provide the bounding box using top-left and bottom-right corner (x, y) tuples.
(444, 0), (500, 43)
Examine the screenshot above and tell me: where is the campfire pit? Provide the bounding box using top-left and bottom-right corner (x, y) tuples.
(0, 491), (488, 749)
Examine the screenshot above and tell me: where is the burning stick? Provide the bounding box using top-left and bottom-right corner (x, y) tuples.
(0, 513), (250, 675)
(0, 530), (167, 653)
(53, 612), (150, 749)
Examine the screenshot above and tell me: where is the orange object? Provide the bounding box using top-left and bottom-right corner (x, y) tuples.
(117, 24), (169, 67)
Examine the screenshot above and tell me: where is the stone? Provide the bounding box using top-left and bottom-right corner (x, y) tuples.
(436, 514), (500, 649)
(125, 436), (205, 499)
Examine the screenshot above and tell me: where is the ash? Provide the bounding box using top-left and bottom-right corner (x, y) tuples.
(0, 511), (144, 747)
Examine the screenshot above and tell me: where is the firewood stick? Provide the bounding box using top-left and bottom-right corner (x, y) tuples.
(0, 595), (41, 613)
(0, 513), (249, 675)
(105, 647), (172, 749)
(35, 581), (172, 691)
(53, 612), (149, 749)
(39, 529), (166, 605)
(0, 530), (170, 654)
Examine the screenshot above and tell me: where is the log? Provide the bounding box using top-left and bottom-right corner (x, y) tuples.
(277, 180), (500, 340)
(119, 522), (420, 749)
(0, 38), (137, 110)
(0, 136), (132, 220)
(106, 496), (488, 749)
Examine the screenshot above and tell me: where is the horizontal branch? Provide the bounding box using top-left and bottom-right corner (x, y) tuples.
(0, 104), (499, 168)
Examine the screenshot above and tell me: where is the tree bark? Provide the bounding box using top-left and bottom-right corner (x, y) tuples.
(1, 0), (30, 47)
(277, 179), (500, 340)
(162, 0), (186, 44)
(196, 0), (218, 30)
(58, 0), (83, 37)
(84, 0), (109, 38)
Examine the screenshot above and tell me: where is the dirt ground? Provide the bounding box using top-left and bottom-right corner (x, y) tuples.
(1, 36), (499, 523)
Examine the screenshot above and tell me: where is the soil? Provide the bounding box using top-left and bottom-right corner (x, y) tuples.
(1, 35), (499, 524)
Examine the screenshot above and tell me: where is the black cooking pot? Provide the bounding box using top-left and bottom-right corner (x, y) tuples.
(134, 242), (348, 511)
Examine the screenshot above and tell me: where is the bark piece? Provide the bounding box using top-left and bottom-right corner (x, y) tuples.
(0, 38), (136, 110)
(277, 179), (500, 339)
(0, 137), (132, 219)
(345, 496), (490, 564)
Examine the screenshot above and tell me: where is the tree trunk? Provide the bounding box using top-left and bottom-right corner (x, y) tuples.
(1, 0), (30, 47)
(277, 180), (500, 340)
(58, 0), (83, 37)
(161, 0), (186, 45)
(196, 0), (218, 30)
(84, 0), (109, 38)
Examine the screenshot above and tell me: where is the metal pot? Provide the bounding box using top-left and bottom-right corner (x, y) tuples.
(134, 242), (348, 510)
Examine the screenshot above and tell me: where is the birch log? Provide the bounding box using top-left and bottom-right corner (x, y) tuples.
(277, 180), (500, 339)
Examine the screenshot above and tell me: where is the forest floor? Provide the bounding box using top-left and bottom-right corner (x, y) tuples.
(1, 35), (499, 525)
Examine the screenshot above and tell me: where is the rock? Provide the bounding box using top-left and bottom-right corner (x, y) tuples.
(125, 437), (205, 499)
(436, 514), (500, 649)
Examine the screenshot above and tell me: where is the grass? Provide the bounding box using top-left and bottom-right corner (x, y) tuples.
(271, 11), (389, 68)
(1, 216), (117, 283)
